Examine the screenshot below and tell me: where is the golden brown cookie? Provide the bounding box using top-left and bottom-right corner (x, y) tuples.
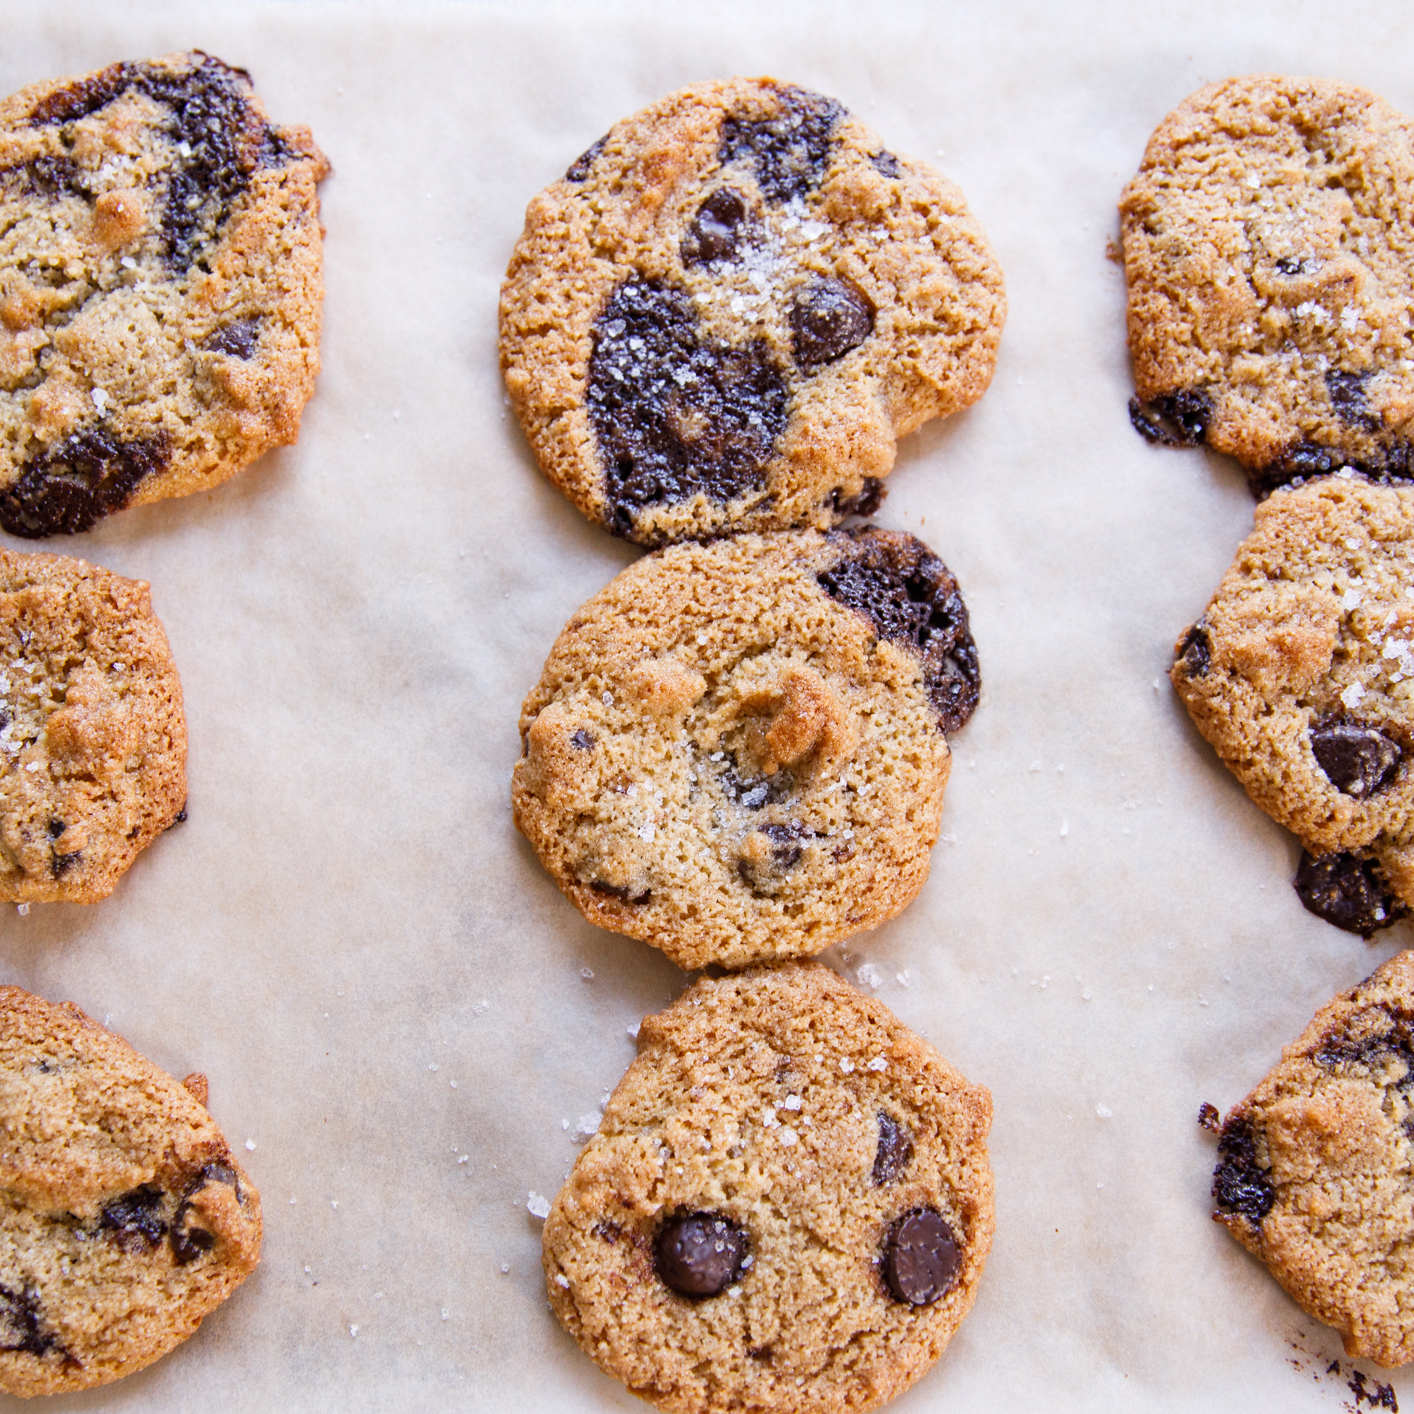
(501, 77), (1005, 546)
(0, 547), (186, 903)
(0, 51), (328, 536)
(1121, 75), (1414, 496)
(0, 986), (261, 1396)
(1211, 949), (1414, 1366)
(543, 963), (994, 1413)
(513, 527), (978, 969)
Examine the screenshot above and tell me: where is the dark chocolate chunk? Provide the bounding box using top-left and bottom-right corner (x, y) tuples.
(790, 277), (874, 369)
(570, 729), (595, 750)
(45, 820), (64, 840)
(1295, 850), (1407, 936)
(882, 1208), (960, 1306)
(168, 1161), (240, 1264)
(1128, 389), (1211, 447)
(1348, 1368), (1400, 1410)
(165, 803), (189, 830)
(655, 1212), (749, 1297)
(869, 150), (901, 178)
(1314, 1011), (1414, 1079)
(871, 1111), (913, 1185)
(1249, 439), (1414, 498)
(100, 1184), (167, 1250)
(203, 318), (259, 360)
(0, 430), (169, 537)
(588, 278), (788, 538)
(1174, 623), (1211, 678)
(681, 187), (749, 266)
(759, 822), (801, 867)
(170, 1224), (216, 1265)
(830, 477), (886, 518)
(50, 849), (79, 879)
(737, 822), (805, 890)
(0, 1285), (64, 1358)
(28, 54), (287, 271)
(818, 529), (979, 733)
(589, 879), (651, 905)
(565, 135), (607, 184)
(1273, 255), (1309, 275)
(0, 154), (84, 200)
(718, 85), (844, 204)
(1212, 1114), (1275, 1226)
(1198, 1102), (1221, 1133)
(1310, 719), (1402, 798)
(1327, 369), (1381, 430)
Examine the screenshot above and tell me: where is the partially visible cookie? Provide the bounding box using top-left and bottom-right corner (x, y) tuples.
(501, 77), (1005, 546)
(0, 51), (328, 536)
(513, 527), (978, 969)
(1171, 477), (1414, 933)
(1121, 75), (1414, 495)
(0, 548), (186, 903)
(1212, 949), (1414, 1366)
(543, 963), (994, 1414)
(0, 986), (261, 1396)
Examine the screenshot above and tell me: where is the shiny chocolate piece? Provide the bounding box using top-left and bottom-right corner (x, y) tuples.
(1294, 850), (1407, 936)
(204, 318), (260, 360)
(1212, 1114), (1275, 1226)
(871, 1111), (913, 1185)
(0, 430), (169, 538)
(790, 277), (874, 368)
(1128, 389), (1211, 447)
(1309, 720), (1401, 798)
(718, 85), (842, 204)
(681, 187), (748, 266)
(655, 1212), (749, 1297)
(882, 1208), (960, 1306)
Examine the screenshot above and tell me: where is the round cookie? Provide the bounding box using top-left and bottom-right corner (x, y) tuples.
(543, 962), (994, 1414)
(500, 77), (1005, 546)
(1211, 949), (1414, 1367)
(0, 547), (186, 903)
(512, 527), (978, 969)
(0, 51), (328, 536)
(0, 985), (261, 1396)
(1121, 75), (1414, 495)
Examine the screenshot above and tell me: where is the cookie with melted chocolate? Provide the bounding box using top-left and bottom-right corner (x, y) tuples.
(501, 77), (1005, 546)
(0, 986), (260, 1396)
(542, 962), (993, 1414)
(512, 527), (979, 969)
(0, 51), (327, 534)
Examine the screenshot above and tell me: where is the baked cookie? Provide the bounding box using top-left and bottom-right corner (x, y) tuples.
(1121, 75), (1414, 495)
(513, 527), (978, 969)
(501, 77), (1005, 546)
(543, 963), (994, 1414)
(1172, 476), (1414, 934)
(0, 986), (261, 1396)
(0, 51), (327, 537)
(1211, 949), (1414, 1366)
(0, 547), (186, 903)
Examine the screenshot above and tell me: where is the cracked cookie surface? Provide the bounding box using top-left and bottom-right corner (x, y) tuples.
(1172, 477), (1414, 931)
(500, 77), (1005, 546)
(0, 986), (261, 1397)
(0, 51), (327, 536)
(0, 547), (186, 903)
(543, 962), (993, 1414)
(512, 527), (977, 969)
(1212, 949), (1414, 1366)
(1121, 75), (1414, 495)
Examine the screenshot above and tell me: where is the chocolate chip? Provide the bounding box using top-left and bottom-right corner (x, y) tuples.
(589, 880), (650, 905)
(1212, 1114), (1275, 1226)
(0, 154), (83, 200)
(101, 1184), (167, 1250)
(170, 1225), (216, 1265)
(203, 318), (259, 359)
(1128, 389), (1211, 447)
(759, 822), (802, 866)
(165, 803), (188, 831)
(168, 1161), (240, 1264)
(655, 1212), (748, 1297)
(817, 529), (980, 733)
(1174, 624), (1211, 678)
(1327, 369), (1381, 430)
(681, 187), (749, 266)
(45, 820), (64, 840)
(871, 1111), (913, 1185)
(1250, 440), (1414, 498)
(588, 278), (788, 540)
(565, 135), (607, 183)
(570, 729), (595, 750)
(0, 430), (168, 537)
(718, 85), (844, 204)
(1198, 1102), (1221, 1133)
(737, 822), (805, 891)
(0, 1285), (63, 1358)
(1310, 719), (1401, 798)
(790, 277), (874, 369)
(1294, 850), (1407, 936)
(869, 150), (901, 178)
(1274, 255), (1309, 275)
(28, 55), (290, 272)
(882, 1208), (960, 1306)
(830, 477), (886, 518)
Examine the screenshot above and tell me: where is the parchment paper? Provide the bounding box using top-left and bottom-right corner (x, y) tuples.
(3, 1), (1414, 1408)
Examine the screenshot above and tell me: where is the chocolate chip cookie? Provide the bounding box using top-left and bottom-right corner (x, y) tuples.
(1121, 76), (1414, 496)
(0, 547), (186, 903)
(0, 986), (261, 1396)
(501, 77), (1005, 546)
(543, 962), (994, 1413)
(0, 51), (328, 536)
(513, 527), (978, 969)
(1211, 948), (1414, 1366)
(1170, 477), (1414, 934)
